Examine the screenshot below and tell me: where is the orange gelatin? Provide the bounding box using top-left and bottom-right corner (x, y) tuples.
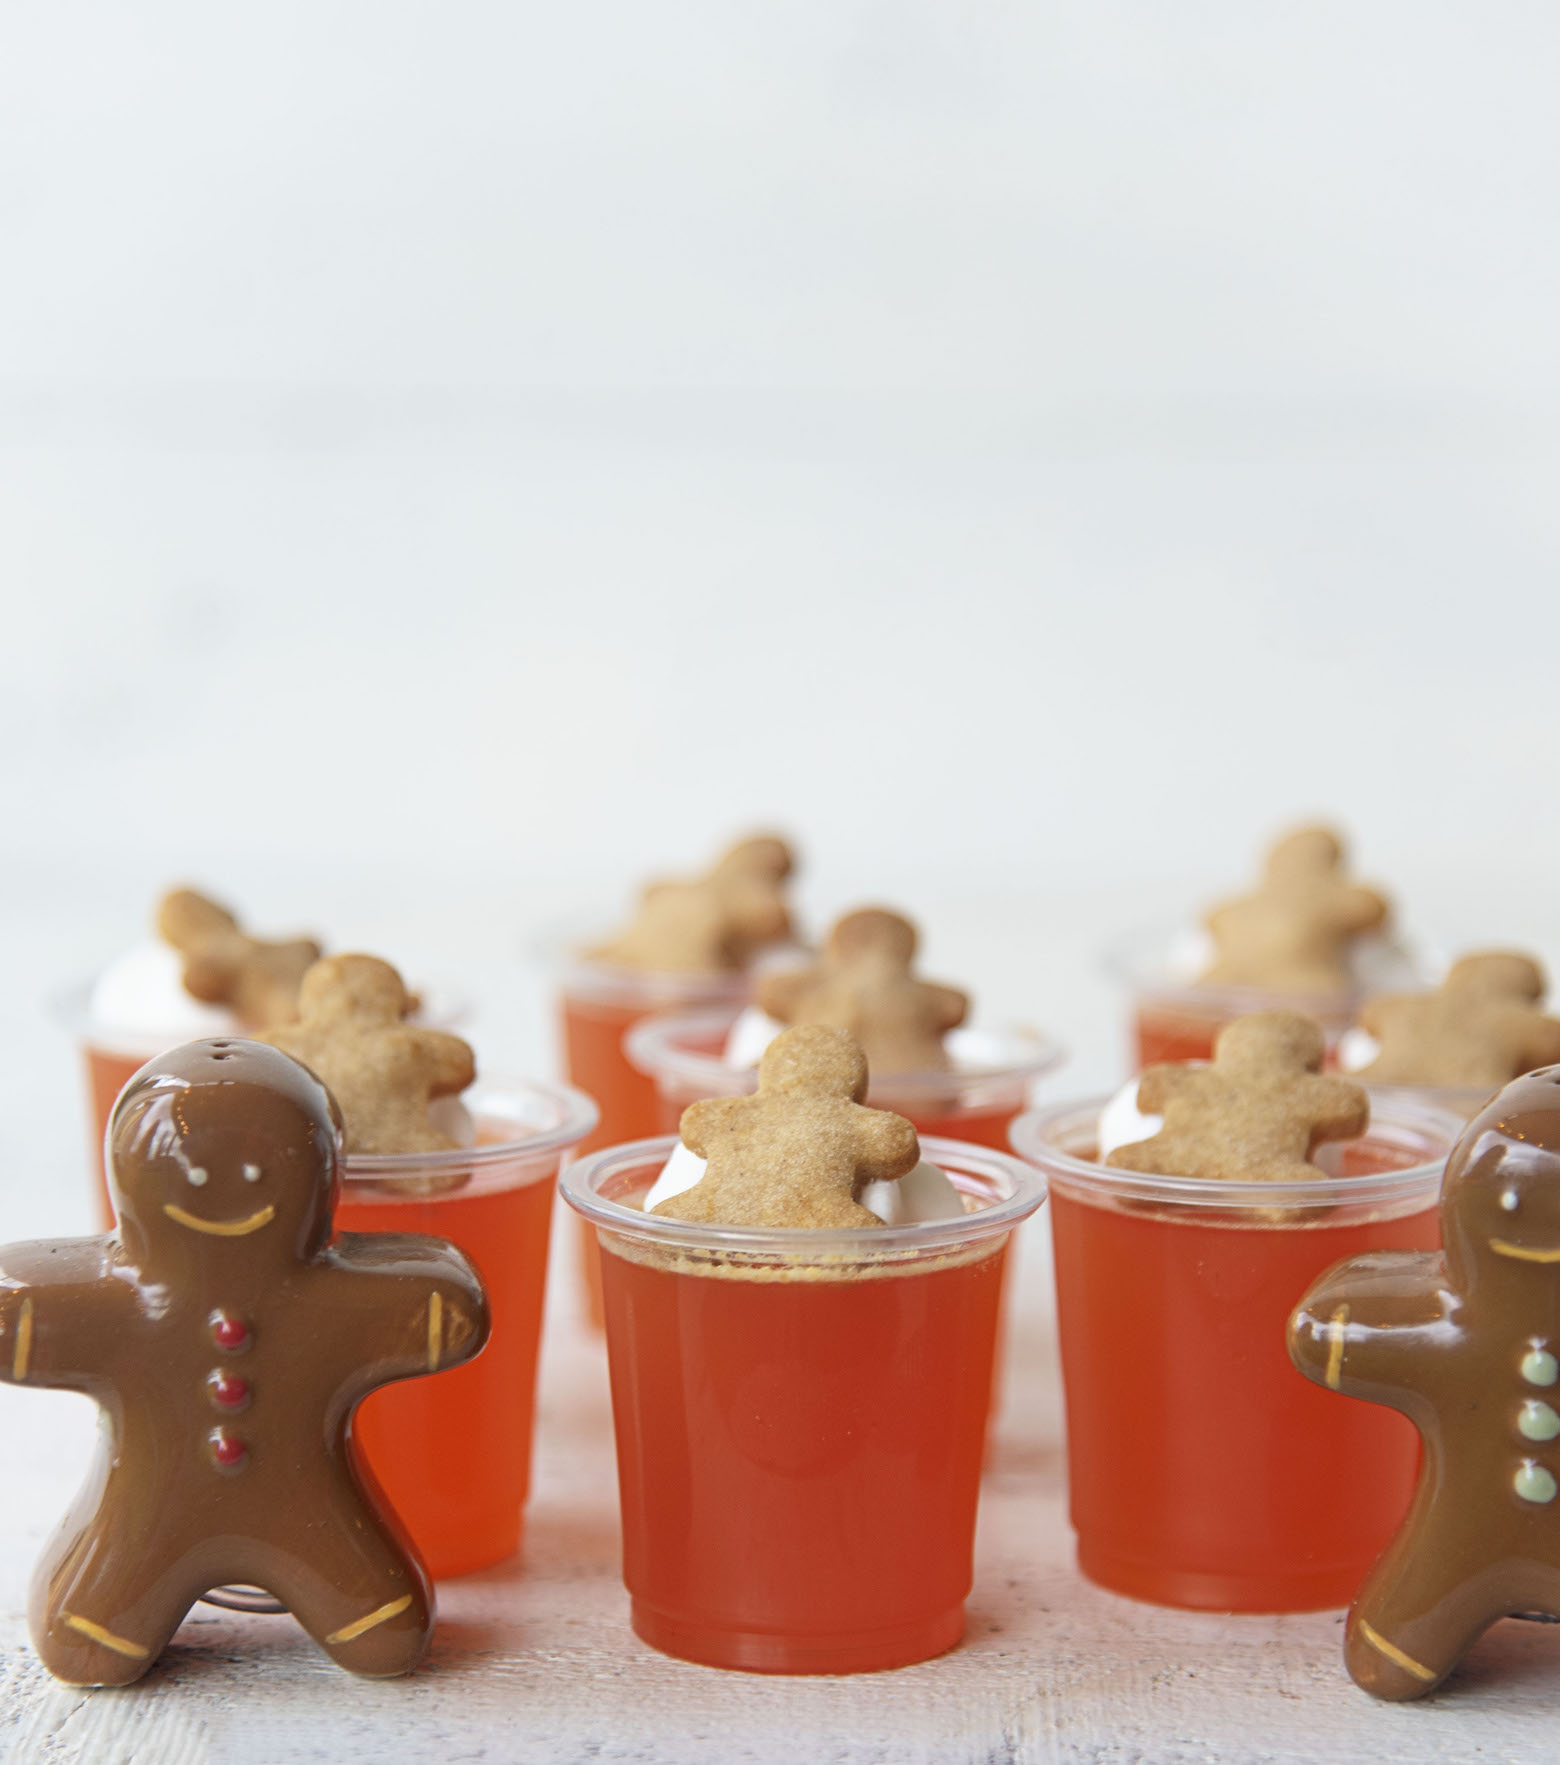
(338, 1167), (555, 1580)
(1051, 1173), (1438, 1611)
(601, 1230), (1005, 1673)
(1131, 1005), (1224, 1070)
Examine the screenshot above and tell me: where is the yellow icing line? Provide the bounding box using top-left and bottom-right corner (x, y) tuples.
(1325, 1304), (1349, 1389)
(163, 1204), (275, 1238)
(1358, 1620), (1436, 1682)
(62, 1613), (149, 1659)
(1490, 1239), (1560, 1264)
(13, 1299), (33, 1382)
(427, 1293), (443, 1372)
(327, 1594), (412, 1645)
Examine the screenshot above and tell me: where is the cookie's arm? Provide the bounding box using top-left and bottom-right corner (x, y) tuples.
(1307, 1074), (1371, 1140)
(414, 1028), (476, 1098)
(1288, 1251), (1449, 1411)
(678, 1097), (745, 1159)
(928, 984), (969, 1035)
(755, 967), (807, 1025)
(1134, 1064), (1200, 1114)
(330, 1235), (491, 1385)
(0, 1239), (126, 1391)
(850, 1105), (920, 1183)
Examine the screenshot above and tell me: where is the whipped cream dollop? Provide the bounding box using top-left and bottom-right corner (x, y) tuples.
(642, 1141), (965, 1225)
(425, 1094), (479, 1149)
(1096, 1078), (1165, 1159)
(87, 942), (238, 1045)
(1336, 1027), (1381, 1074)
(722, 1008), (1023, 1077)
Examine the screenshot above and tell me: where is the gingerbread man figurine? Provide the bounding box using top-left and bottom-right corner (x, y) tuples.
(757, 908), (968, 1075)
(1108, 1011), (1367, 1185)
(653, 1024), (921, 1228)
(1290, 1068), (1560, 1699)
(1202, 826), (1388, 994)
(0, 1039), (489, 1686)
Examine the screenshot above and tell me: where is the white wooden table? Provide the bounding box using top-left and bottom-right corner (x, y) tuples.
(2, 875), (1556, 1764)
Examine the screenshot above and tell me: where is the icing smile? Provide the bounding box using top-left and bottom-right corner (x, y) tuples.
(163, 1204), (276, 1238)
(1489, 1238), (1560, 1264)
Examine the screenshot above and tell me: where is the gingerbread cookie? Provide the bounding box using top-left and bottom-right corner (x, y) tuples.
(1108, 1011), (1368, 1184)
(757, 907), (968, 1075)
(1356, 952), (1560, 1089)
(592, 834), (795, 974)
(0, 1039), (488, 1686)
(1290, 1068), (1560, 1699)
(652, 1024), (921, 1228)
(1200, 826), (1389, 994)
(158, 888), (321, 1027)
(259, 955), (475, 1164)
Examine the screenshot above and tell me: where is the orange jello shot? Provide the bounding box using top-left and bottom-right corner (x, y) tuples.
(562, 1026), (1046, 1673)
(1011, 1015), (1462, 1613)
(1105, 825), (1418, 1071)
(258, 953), (596, 1578)
(557, 834), (798, 1325)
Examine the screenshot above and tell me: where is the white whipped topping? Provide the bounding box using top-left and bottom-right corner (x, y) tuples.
(724, 1006), (787, 1067)
(426, 1095), (478, 1148)
(1337, 1027), (1381, 1074)
(1097, 1078), (1164, 1159)
(722, 1010), (1024, 1078)
(87, 942), (238, 1047)
(1164, 925), (1217, 983)
(642, 1142), (964, 1225)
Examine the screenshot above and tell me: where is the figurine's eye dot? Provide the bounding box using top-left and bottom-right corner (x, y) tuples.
(242, 1164), (262, 1184)
(1502, 1187), (1521, 1213)
(187, 1166), (209, 1188)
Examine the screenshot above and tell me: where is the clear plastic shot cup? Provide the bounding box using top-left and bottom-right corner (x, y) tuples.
(335, 1077), (596, 1580)
(624, 1007), (1065, 1151)
(1103, 923), (1432, 1074)
(562, 1134), (1047, 1674)
(555, 957), (757, 1330)
(1009, 1092), (1462, 1613)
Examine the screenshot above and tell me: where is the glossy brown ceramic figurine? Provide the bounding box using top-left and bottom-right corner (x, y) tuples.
(1290, 1068), (1560, 1699)
(0, 1039), (489, 1686)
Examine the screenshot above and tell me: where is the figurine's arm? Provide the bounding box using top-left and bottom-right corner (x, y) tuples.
(328, 1235), (490, 1389)
(0, 1239), (128, 1392)
(1288, 1251), (1451, 1413)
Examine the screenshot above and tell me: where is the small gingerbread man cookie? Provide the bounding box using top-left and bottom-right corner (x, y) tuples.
(259, 955), (475, 1158)
(757, 907), (968, 1075)
(1108, 1011), (1368, 1184)
(158, 888), (321, 1027)
(1356, 952), (1560, 1088)
(1290, 1068), (1560, 1700)
(592, 834), (795, 974)
(1201, 826), (1389, 994)
(652, 1024), (921, 1228)
(0, 1039), (489, 1686)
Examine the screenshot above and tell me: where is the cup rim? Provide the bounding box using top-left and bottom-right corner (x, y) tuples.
(622, 1006), (1067, 1102)
(341, 1077), (599, 1182)
(1009, 1090), (1463, 1211)
(560, 1132), (1046, 1256)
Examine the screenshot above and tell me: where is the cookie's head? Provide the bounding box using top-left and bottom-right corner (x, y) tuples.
(1445, 951), (1546, 1004)
(1211, 1009), (1327, 1078)
(757, 1023), (870, 1103)
(1442, 1067), (1560, 1287)
(714, 834), (794, 887)
(294, 953), (409, 1028)
(107, 1038), (343, 1268)
(1265, 825), (1344, 884)
(827, 907), (918, 969)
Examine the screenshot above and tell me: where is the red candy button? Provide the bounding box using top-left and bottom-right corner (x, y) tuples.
(207, 1371), (251, 1412)
(208, 1428), (247, 1471)
(209, 1311), (251, 1353)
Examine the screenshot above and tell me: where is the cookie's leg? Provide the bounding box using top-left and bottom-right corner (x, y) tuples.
(30, 1524), (190, 1687)
(262, 1490), (433, 1679)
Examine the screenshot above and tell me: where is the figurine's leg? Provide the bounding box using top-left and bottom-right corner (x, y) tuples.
(1346, 1534), (1496, 1702)
(30, 1524), (191, 1688)
(260, 1488), (433, 1679)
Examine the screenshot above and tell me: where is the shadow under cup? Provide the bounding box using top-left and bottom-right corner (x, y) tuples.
(1009, 1095), (1463, 1613)
(562, 1135), (1046, 1675)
